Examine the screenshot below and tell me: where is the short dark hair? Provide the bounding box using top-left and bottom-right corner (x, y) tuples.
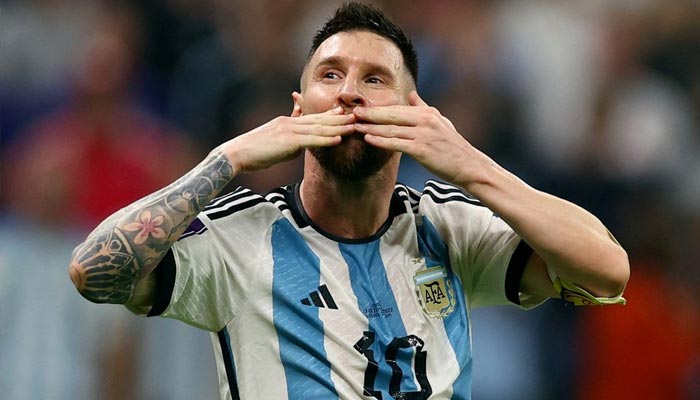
(308, 2), (418, 85)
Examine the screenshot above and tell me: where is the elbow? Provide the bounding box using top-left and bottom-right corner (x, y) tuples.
(68, 236), (136, 304)
(68, 259), (100, 303)
(599, 244), (630, 298)
(68, 260), (88, 297)
(68, 256), (130, 305)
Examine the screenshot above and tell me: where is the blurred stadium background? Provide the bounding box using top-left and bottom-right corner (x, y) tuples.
(1, 0), (698, 399)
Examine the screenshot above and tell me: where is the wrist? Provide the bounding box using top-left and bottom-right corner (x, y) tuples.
(453, 150), (500, 194)
(213, 142), (242, 177)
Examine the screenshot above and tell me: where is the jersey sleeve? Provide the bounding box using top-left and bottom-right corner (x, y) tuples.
(144, 189), (274, 332)
(420, 181), (548, 309)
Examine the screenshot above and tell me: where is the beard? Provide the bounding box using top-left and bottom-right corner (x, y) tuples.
(310, 134), (394, 181)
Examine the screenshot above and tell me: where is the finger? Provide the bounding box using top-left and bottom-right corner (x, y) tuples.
(409, 91), (430, 107)
(294, 123), (356, 137)
(299, 108), (355, 125)
(354, 123), (415, 139)
(297, 134), (343, 148)
(353, 106), (420, 126)
(363, 134), (410, 153)
(300, 106), (343, 118)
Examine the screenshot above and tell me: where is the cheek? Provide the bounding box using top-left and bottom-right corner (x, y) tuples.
(367, 90), (404, 107)
(302, 87), (337, 114)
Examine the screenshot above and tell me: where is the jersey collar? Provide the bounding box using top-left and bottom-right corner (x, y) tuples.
(284, 182), (407, 244)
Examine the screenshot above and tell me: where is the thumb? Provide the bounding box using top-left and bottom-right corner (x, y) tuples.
(291, 103), (302, 117)
(291, 91), (303, 117)
(409, 91), (429, 107)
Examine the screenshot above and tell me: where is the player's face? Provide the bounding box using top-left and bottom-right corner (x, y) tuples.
(299, 30), (413, 180)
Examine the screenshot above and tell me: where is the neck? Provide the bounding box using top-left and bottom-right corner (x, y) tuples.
(300, 152), (400, 239)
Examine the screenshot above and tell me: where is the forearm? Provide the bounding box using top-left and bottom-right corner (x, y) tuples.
(69, 149), (236, 304)
(460, 153), (629, 297)
(351, 94), (629, 296)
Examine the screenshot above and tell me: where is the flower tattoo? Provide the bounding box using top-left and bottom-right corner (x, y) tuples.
(124, 210), (166, 245)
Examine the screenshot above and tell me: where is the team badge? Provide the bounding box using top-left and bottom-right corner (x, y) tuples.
(414, 266), (455, 318)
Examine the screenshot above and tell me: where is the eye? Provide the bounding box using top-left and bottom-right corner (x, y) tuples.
(366, 76), (384, 84)
(323, 71), (340, 80)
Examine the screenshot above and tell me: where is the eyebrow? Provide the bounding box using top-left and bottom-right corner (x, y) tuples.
(314, 56), (397, 79)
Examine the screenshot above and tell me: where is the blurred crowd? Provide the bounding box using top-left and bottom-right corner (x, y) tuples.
(1, 0), (698, 399)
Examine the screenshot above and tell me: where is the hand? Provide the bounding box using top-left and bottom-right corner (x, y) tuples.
(353, 91), (484, 187)
(220, 99), (356, 173)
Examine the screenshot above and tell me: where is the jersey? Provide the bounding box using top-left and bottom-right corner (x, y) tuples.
(145, 180), (548, 400)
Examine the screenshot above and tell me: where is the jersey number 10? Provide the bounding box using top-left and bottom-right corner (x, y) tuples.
(353, 331), (432, 399)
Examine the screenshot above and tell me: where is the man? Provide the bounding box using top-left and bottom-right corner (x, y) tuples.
(69, 3), (629, 399)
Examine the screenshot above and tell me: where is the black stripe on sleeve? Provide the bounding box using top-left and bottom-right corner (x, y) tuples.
(265, 189), (290, 213)
(147, 249), (177, 317)
(203, 187), (248, 211)
(424, 187), (484, 207)
(205, 197), (267, 220)
(504, 240), (534, 306)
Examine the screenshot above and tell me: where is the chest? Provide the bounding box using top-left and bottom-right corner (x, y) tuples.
(231, 218), (471, 399)
(265, 217), (465, 339)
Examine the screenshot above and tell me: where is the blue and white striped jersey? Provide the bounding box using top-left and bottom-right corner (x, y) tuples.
(146, 180), (546, 400)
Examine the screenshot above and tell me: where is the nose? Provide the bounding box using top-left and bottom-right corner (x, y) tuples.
(337, 78), (367, 108)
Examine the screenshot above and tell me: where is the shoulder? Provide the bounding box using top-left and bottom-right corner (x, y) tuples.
(201, 185), (290, 222)
(394, 180), (492, 236)
(176, 185), (293, 246)
(395, 180), (484, 209)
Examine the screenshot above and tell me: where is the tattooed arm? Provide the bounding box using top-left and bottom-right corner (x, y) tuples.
(68, 104), (355, 307)
(68, 151), (234, 305)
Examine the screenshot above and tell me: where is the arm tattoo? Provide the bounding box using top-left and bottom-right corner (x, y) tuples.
(70, 151), (234, 304)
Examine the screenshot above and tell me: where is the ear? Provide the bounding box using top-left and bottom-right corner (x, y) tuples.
(291, 91), (304, 116)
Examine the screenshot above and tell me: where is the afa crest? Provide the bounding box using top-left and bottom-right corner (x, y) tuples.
(414, 266), (456, 318)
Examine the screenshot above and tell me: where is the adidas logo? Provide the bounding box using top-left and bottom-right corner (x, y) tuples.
(300, 284), (338, 309)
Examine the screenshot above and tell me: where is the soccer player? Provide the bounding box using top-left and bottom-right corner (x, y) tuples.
(69, 3), (629, 399)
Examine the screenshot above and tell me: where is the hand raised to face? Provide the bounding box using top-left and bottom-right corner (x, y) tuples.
(353, 91), (485, 187)
(219, 101), (357, 174)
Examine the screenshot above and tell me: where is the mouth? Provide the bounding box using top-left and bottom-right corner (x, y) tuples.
(341, 132), (366, 143)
